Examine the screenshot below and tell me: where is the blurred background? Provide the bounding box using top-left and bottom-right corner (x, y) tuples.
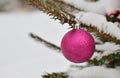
(0, 0), (72, 78)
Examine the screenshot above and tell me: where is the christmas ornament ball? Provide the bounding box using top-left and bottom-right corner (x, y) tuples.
(61, 29), (95, 63)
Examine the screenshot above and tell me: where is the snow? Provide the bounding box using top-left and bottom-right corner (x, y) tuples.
(75, 12), (120, 40)
(63, 0), (106, 14)
(92, 42), (120, 60)
(105, 0), (120, 14)
(96, 42), (120, 52)
(62, 0), (120, 40)
(67, 66), (120, 78)
(63, 0), (120, 14)
(0, 12), (72, 78)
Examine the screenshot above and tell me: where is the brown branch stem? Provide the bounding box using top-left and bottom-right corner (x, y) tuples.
(29, 0), (76, 26)
(29, 33), (61, 51)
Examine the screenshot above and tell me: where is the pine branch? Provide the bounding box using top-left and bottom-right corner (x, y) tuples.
(29, 33), (61, 52)
(25, 0), (120, 44)
(25, 0), (76, 26)
(42, 72), (68, 78)
(88, 51), (120, 68)
(81, 24), (120, 45)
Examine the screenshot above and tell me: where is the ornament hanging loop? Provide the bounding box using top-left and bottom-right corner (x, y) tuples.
(73, 25), (81, 29)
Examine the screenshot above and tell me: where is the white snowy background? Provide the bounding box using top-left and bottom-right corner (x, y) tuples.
(0, 11), (72, 78)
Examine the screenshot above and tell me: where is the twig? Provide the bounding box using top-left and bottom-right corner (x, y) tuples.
(42, 72), (68, 78)
(26, 0), (76, 26)
(29, 33), (61, 52)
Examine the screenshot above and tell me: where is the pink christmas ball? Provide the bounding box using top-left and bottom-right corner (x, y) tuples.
(61, 29), (95, 63)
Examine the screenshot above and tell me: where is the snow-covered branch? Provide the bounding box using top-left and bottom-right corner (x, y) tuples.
(67, 66), (120, 78)
(75, 12), (120, 41)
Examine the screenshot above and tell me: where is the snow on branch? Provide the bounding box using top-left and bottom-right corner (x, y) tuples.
(94, 42), (120, 59)
(89, 42), (120, 66)
(96, 42), (120, 52)
(63, 0), (106, 14)
(75, 12), (120, 41)
(63, 0), (120, 14)
(67, 66), (120, 78)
